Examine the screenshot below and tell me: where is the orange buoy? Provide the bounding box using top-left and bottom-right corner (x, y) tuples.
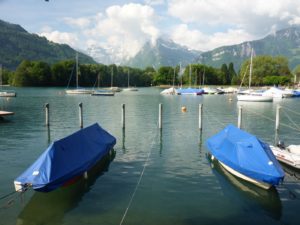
(181, 106), (187, 112)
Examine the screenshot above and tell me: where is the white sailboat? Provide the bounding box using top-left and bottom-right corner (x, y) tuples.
(91, 73), (115, 96)
(66, 53), (92, 94)
(107, 67), (122, 92)
(0, 64), (16, 97)
(177, 64), (204, 95)
(160, 67), (177, 95)
(123, 69), (138, 91)
(237, 49), (273, 102)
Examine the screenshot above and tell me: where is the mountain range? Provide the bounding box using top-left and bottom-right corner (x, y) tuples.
(2, 18), (300, 72)
(0, 19), (96, 70)
(196, 26), (300, 71)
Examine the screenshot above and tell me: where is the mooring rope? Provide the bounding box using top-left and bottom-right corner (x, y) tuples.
(242, 107), (300, 133)
(119, 123), (159, 225)
(282, 109), (300, 131)
(0, 186), (28, 210)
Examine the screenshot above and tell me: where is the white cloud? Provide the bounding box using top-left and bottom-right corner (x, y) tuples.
(145, 0), (165, 6)
(168, 0), (300, 35)
(63, 17), (91, 29)
(39, 30), (79, 47)
(171, 24), (254, 51)
(85, 3), (160, 59)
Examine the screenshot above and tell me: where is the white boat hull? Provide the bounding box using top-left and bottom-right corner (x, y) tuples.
(66, 89), (93, 94)
(0, 91), (16, 97)
(237, 94), (273, 102)
(270, 145), (300, 169)
(211, 155), (272, 190)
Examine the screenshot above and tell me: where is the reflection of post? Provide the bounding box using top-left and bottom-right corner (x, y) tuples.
(238, 106), (242, 129)
(199, 129), (203, 153)
(45, 103), (49, 126)
(122, 127), (126, 152)
(274, 130), (279, 146)
(159, 129), (163, 155)
(79, 103), (83, 128)
(121, 104), (125, 129)
(47, 126), (51, 144)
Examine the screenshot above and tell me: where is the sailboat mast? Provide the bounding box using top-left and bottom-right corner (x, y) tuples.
(76, 52), (79, 88)
(128, 69), (130, 87)
(172, 67), (175, 87)
(249, 48), (253, 89)
(111, 67), (113, 88)
(189, 64), (191, 88)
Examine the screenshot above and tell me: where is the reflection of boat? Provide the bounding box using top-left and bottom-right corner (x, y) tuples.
(206, 124), (285, 189)
(14, 123), (116, 192)
(17, 151), (115, 225)
(270, 144), (300, 170)
(208, 155), (282, 220)
(65, 53), (93, 95)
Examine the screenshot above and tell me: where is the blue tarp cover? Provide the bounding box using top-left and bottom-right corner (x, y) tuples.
(15, 123), (116, 192)
(206, 124), (284, 185)
(176, 88), (204, 94)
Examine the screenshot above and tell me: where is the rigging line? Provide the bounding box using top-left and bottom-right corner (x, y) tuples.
(203, 107), (227, 127)
(243, 107), (300, 133)
(119, 121), (159, 225)
(282, 109), (300, 131)
(66, 63), (76, 89)
(281, 106), (300, 117)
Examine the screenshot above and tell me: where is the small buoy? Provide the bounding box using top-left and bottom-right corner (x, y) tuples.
(229, 98), (233, 101)
(181, 106), (187, 112)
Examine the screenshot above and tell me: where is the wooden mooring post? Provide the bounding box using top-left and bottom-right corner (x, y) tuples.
(238, 106), (242, 129)
(275, 105), (281, 131)
(45, 103), (49, 126)
(79, 102), (83, 128)
(159, 103), (162, 129)
(199, 104), (203, 130)
(122, 104), (125, 129)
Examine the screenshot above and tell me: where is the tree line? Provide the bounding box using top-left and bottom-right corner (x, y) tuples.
(1, 55), (294, 87)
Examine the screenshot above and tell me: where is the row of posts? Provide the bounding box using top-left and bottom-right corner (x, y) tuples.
(45, 103), (281, 131)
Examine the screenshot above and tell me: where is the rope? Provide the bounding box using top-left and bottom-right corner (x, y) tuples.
(281, 105), (300, 117)
(282, 109), (300, 131)
(0, 186), (28, 210)
(66, 63), (76, 89)
(119, 122), (159, 225)
(242, 107), (300, 133)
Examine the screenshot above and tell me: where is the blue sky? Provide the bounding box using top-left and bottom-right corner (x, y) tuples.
(1, 0), (300, 60)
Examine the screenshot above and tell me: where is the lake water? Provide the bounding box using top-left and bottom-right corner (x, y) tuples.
(1, 87), (300, 225)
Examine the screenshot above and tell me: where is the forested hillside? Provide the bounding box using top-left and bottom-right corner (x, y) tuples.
(0, 19), (96, 70)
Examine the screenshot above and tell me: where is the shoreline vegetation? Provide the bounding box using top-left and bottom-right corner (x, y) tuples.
(0, 54), (296, 88)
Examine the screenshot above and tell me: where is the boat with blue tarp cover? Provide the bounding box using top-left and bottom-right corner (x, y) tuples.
(206, 124), (285, 189)
(14, 123), (116, 192)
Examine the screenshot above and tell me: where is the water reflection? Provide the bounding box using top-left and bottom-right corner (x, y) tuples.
(208, 155), (282, 221)
(17, 151), (116, 225)
(122, 128), (126, 153)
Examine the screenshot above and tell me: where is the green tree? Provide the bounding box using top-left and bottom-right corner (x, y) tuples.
(239, 55), (292, 86)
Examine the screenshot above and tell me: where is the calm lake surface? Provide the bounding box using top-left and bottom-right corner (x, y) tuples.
(1, 87), (300, 225)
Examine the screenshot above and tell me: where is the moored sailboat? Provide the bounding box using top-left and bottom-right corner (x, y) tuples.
(237, 49), (272, 102)
(66, 53), (93, 95)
